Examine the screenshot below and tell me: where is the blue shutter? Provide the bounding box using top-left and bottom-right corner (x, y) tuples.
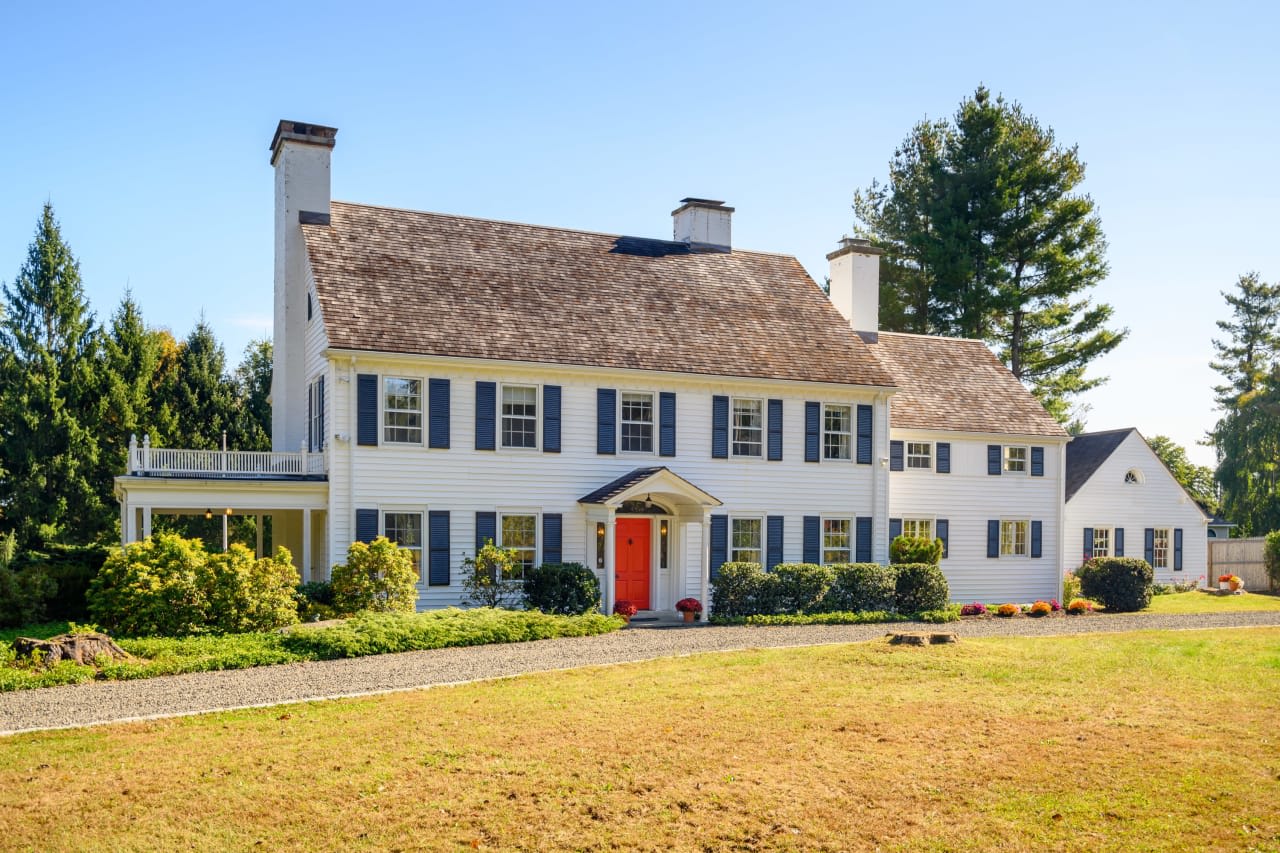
(889, 518), (902, 541)
(543, 385), (561, 453)
(428, 378), (450, 449)
(307, 381), (313, 452)
(804, 401), (820, 462)
(711, 395), (729, 459)
(936, 519), (949, 558)
(856, 404), (873, 464)
(476, 512), (497, 552)
(767, 399), (783, 461)
(988, 445), (1002, 475)
(1115, 527), (1125, 557)
(474, 381), (496, 451)
(1083, 527), (1094, 562)
(709, 515), (728, 578)
(542, 513), (563, 564)
(1031, 520), (1043, 558)
(357, 373), (379, 446)
(936, 442), (950, 474)
(1144, 528), (1155, 565)
(1174, 528), (1183, 570)
(355, 508), (379, 543)
(428, 511), (450, 586)
(855, 517), (872, 563)
(889, 440), (904, 471)
(987, 520), (1000, 558)
(597, 388), (616, 455)
(802, 516), (820, 563)
(1030, 446), (1045, 477)
(766, 515), (784, 569)
(317, 376), (325, 451)
(658, 392), (676, 457)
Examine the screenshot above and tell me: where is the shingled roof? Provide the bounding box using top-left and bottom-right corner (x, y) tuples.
(1064, 428), (1133, 500)
(302, 202), (895, 388)
(868, 332), (1066, 438)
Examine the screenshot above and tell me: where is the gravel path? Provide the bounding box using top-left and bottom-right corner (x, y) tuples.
(4, 611), (1279, 736)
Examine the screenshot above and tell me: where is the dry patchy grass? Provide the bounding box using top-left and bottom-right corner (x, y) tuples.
(2, 629), (1279, 852)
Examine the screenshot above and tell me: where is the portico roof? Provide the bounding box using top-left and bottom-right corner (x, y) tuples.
(578, 467), (721, 509)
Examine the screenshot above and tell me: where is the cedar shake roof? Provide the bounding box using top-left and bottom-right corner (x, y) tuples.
(302, 202), (894, 388)
(869, 332), (1067, 438)
(1064, 428), (1133, 500)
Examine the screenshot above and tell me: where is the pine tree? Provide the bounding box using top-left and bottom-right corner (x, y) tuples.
(168, 319), (240, 450)
(0, 204), (105, 546)
(231, 338), (272, 451)
(1209, 272), (1280, 409)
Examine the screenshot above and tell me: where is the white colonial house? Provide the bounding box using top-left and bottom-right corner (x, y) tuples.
(1063, 428), (1210, 584)
(115, 119), (1070, 612)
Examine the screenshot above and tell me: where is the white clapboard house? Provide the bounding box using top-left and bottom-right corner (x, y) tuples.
(115, 120), (1068, 612)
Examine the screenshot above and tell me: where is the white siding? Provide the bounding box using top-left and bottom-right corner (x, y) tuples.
(1063, 432), (1209, 584)
(889, 429), (1067, 603)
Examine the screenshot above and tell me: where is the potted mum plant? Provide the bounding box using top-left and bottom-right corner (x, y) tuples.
(675, 597), (703, 623)
(1228, 575), (1244, 592)
(613, 600), (638, 623)
(1218, 574), (1232, 591)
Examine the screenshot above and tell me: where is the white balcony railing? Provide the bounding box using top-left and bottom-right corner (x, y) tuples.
(126, 435), (327, 479)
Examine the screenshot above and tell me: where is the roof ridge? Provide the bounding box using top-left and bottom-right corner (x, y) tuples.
(875, 330), (987, 345)
(1073, 427), (1138, 438)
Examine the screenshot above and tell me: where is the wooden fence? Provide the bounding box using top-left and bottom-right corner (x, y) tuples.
(1208, 537), (1276, 591)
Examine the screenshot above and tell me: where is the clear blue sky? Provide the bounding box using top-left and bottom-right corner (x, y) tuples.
(3, 1), (1277, 465)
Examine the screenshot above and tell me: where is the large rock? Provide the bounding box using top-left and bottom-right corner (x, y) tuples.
(13, 632), (131, 666)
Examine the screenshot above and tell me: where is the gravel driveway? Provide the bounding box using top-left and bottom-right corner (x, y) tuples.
(4, 611), (1279, 736)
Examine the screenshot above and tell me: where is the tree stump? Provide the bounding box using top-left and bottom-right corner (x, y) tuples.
(13, 632), (131, 667)
(888, 632), (958, 646)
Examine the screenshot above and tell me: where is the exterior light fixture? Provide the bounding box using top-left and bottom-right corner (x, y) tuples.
(205, 509), (213, 519)
(225, 508), (233, 516)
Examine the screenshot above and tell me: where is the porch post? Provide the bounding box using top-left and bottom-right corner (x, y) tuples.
(302, 508), (313, 583)
(125, 507), (139, 544)
(142, 506), (152, 540)
(604, 508), (617, 616)
(256, 514), (264, 559)
(119, 493), (129, 547)
(701, 511), (711, 616)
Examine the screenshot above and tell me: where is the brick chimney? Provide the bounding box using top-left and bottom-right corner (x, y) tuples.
(672, 198), (733, 253)
(827, 236), (884, 339)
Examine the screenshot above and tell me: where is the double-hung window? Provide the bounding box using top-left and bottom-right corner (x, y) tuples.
(621, 392), (654, 453)
(1151, 527), (1171, 569)
(1004, 445), (1029, 474)
(823, 518), (852, 564)
(731, 399), (763, 458)
(1092, 527), (1112, 558)
(500, 513), (537, 579)
(903, 518), (934, 540)
(383, 511), (423, 581)
(1000, 520), (1029, 556)
(383, 377), (423, 444)
(501, 385), (537, 449)
(731, 517), (762, 563)
(907, 442), (932, 470)
(823, 405), (852, 460)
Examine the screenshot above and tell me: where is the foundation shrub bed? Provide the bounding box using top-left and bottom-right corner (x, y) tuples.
(825, 563), (897, 613)
(893, 563), (950, 614)
(709, 562), (770, 618)
(766, 563), (833, 614)
(522, 562), (600, 616)
(710, 561), (949, 620)
(1077, 557), (1154, 613)
(330, 537), (418, 615)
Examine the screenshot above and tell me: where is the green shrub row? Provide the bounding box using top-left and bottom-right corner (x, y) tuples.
(711, 561), (949, 618)
(1077, 557), (1153, 613)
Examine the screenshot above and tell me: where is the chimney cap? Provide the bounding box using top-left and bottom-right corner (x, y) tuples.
(672, 197), (735, 216)
(270, 120), (338, 165)
(826, 234), (885, 260)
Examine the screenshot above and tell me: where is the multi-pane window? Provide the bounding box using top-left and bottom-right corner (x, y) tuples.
(1004, 445), (1028, 474)
(383, 377), (423, 444)
(309, 379), (325, 452)
(731, 518), (762, 564)
(1092, 527), (1111, 558)
(501, 385), (537, 449)
(1125, 470), (1141, 484)
(621, 392), (654, 453)
(907, 442), (932, 470)
(822, 518), (852, 564)
(732, 399), (763, 457)
(823, 405), (852, 460)
(1151, 527), (1171, 569)
(1000, 520), (1029, 556)
(903, 518), (934, 540)
(384, 512), (423, 581)
(500, 514), (537, 579)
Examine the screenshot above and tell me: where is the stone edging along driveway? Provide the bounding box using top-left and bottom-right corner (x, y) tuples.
(3, 610), (1279, 736)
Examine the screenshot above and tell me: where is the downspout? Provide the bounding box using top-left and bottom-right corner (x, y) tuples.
(1057, 439), (1067, 602)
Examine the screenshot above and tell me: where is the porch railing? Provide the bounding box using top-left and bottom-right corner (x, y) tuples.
(126, 435), (327, 479)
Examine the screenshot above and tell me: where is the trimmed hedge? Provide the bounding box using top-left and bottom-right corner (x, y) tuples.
(1077, 557), (1153, 613)
(768, 563), (833, 614)
(825, 563), (897, 613)
(710, 560), (950, 618)
(893, 563), (949, 614)
(710, 562), (769, 618)
(890, 535), (943, 565)
(523, 562), (600, 615)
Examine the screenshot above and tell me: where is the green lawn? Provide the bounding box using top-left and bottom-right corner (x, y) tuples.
(1146, 589), (1280, 614)
(2, 628), (1277, 851)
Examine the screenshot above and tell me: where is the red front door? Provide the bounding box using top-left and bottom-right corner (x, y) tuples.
(616, 518), (652, 610)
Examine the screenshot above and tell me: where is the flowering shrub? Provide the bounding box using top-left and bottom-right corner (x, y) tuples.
(960, 602), (987, 616)
(1063, 571), (1082, 602)
(996, 603), (1019, 617)
(1050, 598), (1062, 612)
(613, 599), (638, 617)
(675, 597), (703, 614)
(1029, 600), (1052, 617)
(1066, 598), (1093, 614)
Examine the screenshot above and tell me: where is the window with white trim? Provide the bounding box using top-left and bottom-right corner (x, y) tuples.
(308, 379), (325, 452)
(1004, 445), (1028, 474)
(1092, 527), (1112, 558)
(621, 392), (654, 453)
(822, 518), (851, 564)
(1125, 469), (1143, 484)
(501, 385), (537, 449)
(731, 517), (762, 563)
(1000, 520), (1029, 556)
(383, 377), (423, 444)
(906, 442), (932, 470)
(903, 518), (934, 540)
(500, 513), (537, 579)
(731, 398), (763, 458)
(1151, 527), (1171, 569)
(383, 512), (423, 581)
(823, 405), (851, 460)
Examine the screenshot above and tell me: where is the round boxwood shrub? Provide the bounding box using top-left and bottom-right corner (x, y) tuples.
(523, 562), (600, 615)
(890, 535), (943, 565)
(893, 562), (949, 615)
(823, 563), (897, 613)
(710, 562), (767, 618)
(769, 563), (833, 614)
(1076, 557), (1153, 612)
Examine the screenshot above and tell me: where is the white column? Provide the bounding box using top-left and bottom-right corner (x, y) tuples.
(119, 494), (129, 546)
(125, 507), (139, 544)
(604, 508), (617, 615)
(142, 507), (152, 540)
(700, 512), (711, 616)
(256, 514), (264, 559)
(302, 508), (313, 583)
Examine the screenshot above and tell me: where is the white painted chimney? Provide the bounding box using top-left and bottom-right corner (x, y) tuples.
(672, 198), (733, 253)
(270, 120), (337, 452)
(827, 236), (884, 338)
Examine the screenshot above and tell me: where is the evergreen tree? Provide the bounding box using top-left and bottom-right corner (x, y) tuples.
(168, 319), (239, 450)
(1209, 272), (1280, 409)
(0, 204), (105, 546)
(231, 338), (272, 451)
